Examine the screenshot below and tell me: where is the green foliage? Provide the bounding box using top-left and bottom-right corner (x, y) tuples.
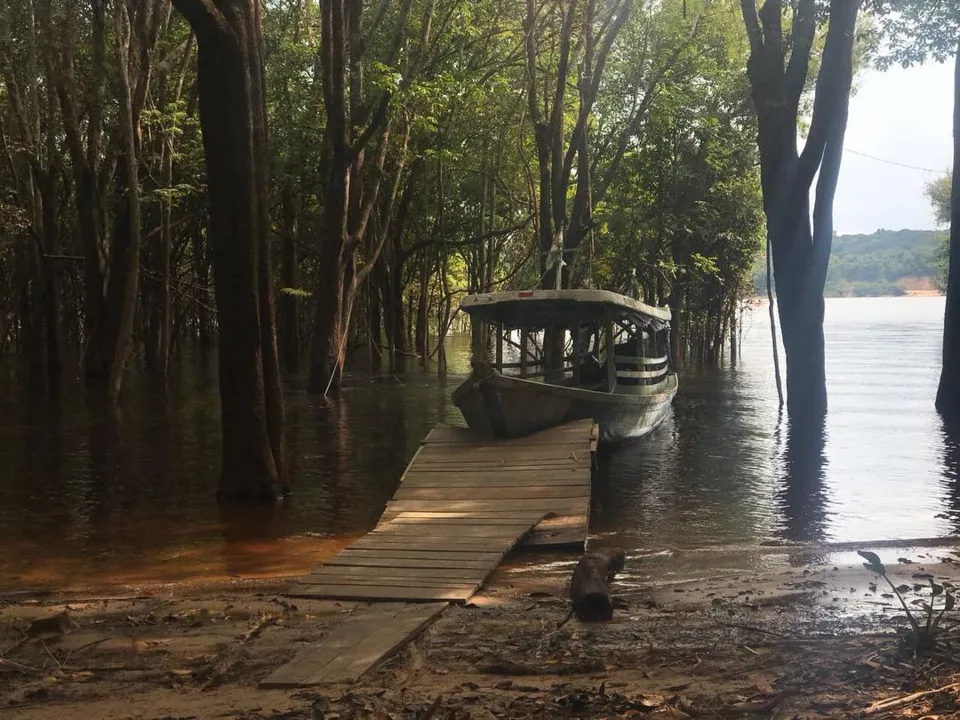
(279, 287), (312, 299)
(755, 230), (942, 297)
(0, 0), (782, 376)
(925, 173), (952, 291)
(592, 0), (764, 361)
(872, 0), (960, 69)
(927, 173), (952, 227)
(859, 551), (958, 654)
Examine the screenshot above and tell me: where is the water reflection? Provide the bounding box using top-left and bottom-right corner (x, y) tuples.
(939, 423), (960, 532)
(776, 415), (830, 544)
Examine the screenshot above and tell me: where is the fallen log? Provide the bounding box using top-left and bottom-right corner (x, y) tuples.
(569, 549), (625, 621)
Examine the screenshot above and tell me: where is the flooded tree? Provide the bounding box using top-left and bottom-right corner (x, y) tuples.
(875, 1), (960, 426)
(739, 0), (861, 421)
(306, 0), (415, 394)
(171, 0), (286, 501)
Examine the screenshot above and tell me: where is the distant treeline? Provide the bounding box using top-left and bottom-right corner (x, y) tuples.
(754, 229), (945, 297)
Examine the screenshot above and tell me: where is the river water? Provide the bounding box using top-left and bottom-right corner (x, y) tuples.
(0, 296), (956, 591)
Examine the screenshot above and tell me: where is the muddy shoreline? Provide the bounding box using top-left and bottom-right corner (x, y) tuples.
(5, 544), (960, 718)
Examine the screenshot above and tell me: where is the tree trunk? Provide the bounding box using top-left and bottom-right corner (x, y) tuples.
(391, 255), (407, 372)
(172, 0), (286, 501)
(937, 42), (960, 427)
(368, 278), (381, 370)
(415, 252), (430, 362)
(192, 223), (212, 357)
(741, 0), (858, 421)
(95, 6), (141, 404)
(569, 549), (625, 622)
(307, 0), (349, 394)
(278, 184), (300, 375)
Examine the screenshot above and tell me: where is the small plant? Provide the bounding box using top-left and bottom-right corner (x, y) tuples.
(859, 550), (957, 653)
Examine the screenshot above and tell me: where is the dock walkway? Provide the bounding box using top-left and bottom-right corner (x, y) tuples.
(290, 418), (596, 604)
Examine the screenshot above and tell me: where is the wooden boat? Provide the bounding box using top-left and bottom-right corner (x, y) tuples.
(452, 288), (678, 444)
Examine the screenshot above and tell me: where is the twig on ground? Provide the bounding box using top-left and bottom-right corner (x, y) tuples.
(860, 681), (960, 716)
(65, 637), (109, 662)
(39, 640), (63, 669)
(0, 657), (40, 674)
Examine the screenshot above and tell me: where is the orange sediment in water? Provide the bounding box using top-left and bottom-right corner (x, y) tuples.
(0, 530), (358, 595)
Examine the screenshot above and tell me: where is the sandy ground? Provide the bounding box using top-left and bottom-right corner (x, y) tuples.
(5, 542), (960, 718)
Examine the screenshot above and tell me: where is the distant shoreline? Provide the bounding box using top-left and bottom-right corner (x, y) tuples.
(902, 289), (943, 297)
(750, 290), (943, 303)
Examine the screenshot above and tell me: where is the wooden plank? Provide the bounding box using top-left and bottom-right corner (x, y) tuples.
(300, 575), (478, 589)
(424, 425), (594, 440)
(297, 511), (546, 602)
(392, 486), (590, 501)
(379, 511), (561, 521)
(354, 529), (528, 544)
(399, 473), (588, 487)
(292, 417), (594, 604)
(525, 526), (589, 546)
(335, 548), (501, 562)
(383, 515), (561, 526)
(367, 518), (560, 538)
(527, 513), (585, 528)
(316, 603), (444, 681)
(371, 521), (553, 536)
(404, 461), (590, 472)
(379, 516), (548, 528)
(385, 498), (587, 513)
(416, 446), (589, 461)
(423, 436), (592, 448)
(308, 565), (483, 580)
(348, 538), (515, 552)
(260, 603), (445, 687)
(289, 584), (475, 602)
(423, 427), (592, 444)
(323, 556), (493, 570)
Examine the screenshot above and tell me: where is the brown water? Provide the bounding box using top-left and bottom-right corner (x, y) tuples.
(1, 296), (957, 592)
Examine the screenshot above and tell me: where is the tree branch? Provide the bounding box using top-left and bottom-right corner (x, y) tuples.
(169, 0), (229, 38)
(793, 0), (859, 194)
(740, 0), (763, 56)
(404, 219), (533, 261)
(784, 0), (816, 110)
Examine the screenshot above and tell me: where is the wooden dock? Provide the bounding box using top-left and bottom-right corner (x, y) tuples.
(290, 419), (596, 604)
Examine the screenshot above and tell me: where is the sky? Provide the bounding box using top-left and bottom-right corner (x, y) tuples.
(833, 59), (954, 235)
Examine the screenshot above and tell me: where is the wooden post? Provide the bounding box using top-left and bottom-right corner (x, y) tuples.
(572, 322), (581, 385)
(520, 328), (528, 378)
(471, 318), (484, 367)
(604, 315), (616, 392)
(495, 322), (503, 372)
(570, 549), (626, 621)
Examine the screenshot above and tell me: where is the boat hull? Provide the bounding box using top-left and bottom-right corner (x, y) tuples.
(453, 370), (678, 444)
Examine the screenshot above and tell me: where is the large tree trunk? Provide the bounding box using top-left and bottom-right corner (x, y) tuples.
(172, 0), (286, 501)
(741, 0), (858, 421)
(307, 0), (349, 393)
(308, 168), (348, 392)
(937, 43), (960, 427)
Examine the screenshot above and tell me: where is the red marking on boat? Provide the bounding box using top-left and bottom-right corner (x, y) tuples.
(518, 291), (534, 297)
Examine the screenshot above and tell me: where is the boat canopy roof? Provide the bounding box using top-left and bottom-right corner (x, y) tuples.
(459, 289), (671, 331)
